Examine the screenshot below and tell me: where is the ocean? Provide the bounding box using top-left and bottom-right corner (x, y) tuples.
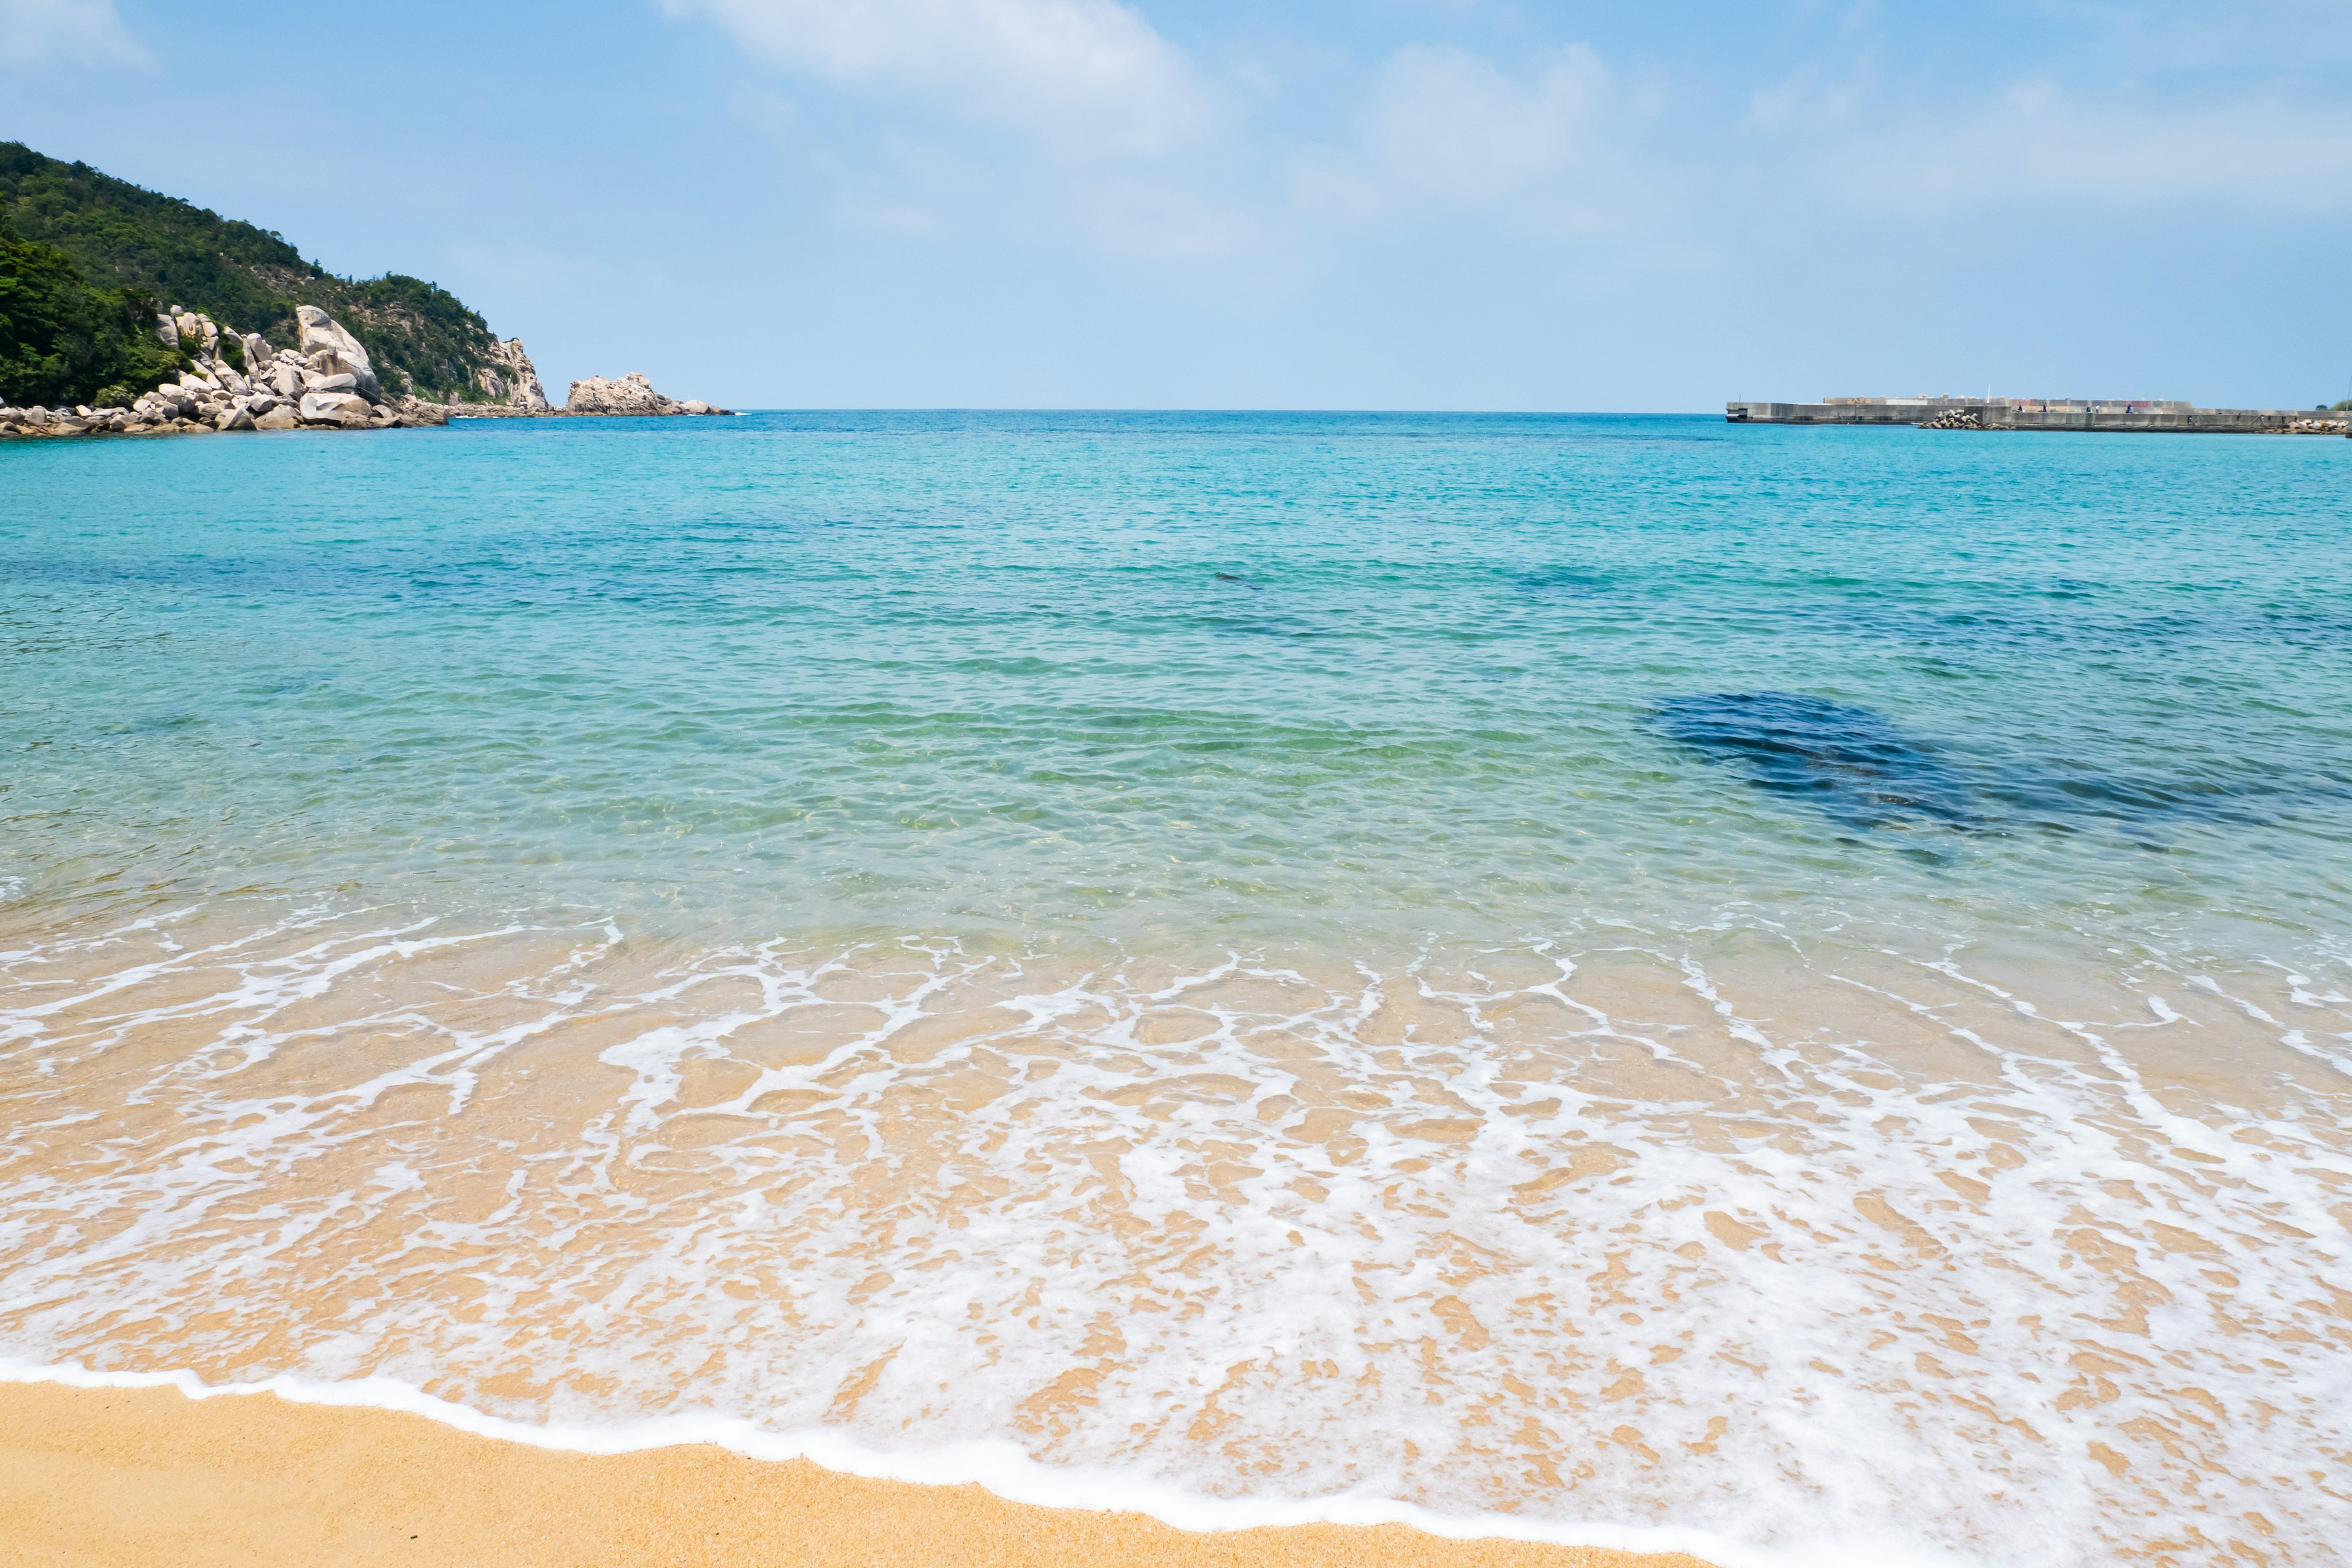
(3, 412), (2348, 1566)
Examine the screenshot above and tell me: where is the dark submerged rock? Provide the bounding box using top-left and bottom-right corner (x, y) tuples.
(1653, 692), (1977, 832)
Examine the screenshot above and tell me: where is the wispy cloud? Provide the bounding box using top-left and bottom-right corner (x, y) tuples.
(1284, 43), (1686, 265)
(1362, 45), (1613, 211)
(1815, 81), (2352, 216)
(0, 0), (142, 69)
(660, 0), (1217, 157)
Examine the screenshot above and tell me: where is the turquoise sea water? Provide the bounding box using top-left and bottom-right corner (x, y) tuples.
(9, 412), (2351, 951)
(4, 415), (2350, 1566)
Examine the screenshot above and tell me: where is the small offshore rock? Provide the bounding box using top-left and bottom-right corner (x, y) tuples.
(565, 371), (676, 416)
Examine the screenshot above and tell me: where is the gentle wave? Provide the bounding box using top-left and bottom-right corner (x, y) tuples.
(3, 900), (2346, 1566)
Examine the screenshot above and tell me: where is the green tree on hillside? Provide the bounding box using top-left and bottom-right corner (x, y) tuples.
(1, 141), (513, 404)
(0, 218), (184, 407)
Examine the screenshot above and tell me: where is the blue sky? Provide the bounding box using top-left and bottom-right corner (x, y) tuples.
(6, 0), (2350, 410)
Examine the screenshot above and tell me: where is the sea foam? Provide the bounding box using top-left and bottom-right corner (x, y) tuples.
(2, 901), (2345, 1568)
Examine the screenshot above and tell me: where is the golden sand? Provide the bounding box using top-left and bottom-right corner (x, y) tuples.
(0, 1380), (1716, 1568)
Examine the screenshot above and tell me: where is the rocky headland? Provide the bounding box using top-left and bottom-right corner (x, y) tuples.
(0, 306), (732, 439)
(1, 139), (730, 442)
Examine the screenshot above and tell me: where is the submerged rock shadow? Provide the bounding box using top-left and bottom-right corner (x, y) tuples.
(1649, 690), (2335, 847)
(1653, 692), (1977, 836)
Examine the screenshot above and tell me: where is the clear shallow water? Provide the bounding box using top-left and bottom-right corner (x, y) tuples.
(3, 414), (2350, 1566)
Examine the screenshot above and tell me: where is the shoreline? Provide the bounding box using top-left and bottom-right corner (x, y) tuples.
(0, 1373), (1723, 1568)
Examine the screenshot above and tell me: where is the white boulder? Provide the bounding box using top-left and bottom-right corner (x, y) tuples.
(299, 391), (374, 428)
(295, 306), (381, 401)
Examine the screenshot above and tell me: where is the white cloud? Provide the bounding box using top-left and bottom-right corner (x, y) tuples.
(0, 0), (141, 69)
(1286, 42), (1686, 262)
(1077, 176), (1253, 258)
(662, 0), (1215, 156)
(1360, 43), (1611, 209)
(1766, 77), (2352, 216)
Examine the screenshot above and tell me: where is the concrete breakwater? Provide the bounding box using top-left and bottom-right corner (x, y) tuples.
(1728, 395), (2350, 435)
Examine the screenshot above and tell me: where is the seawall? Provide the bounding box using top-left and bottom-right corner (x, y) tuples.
(1727, 398), (2349, 435)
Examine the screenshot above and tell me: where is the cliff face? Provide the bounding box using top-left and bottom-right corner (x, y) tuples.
(0, 140), (538, 410)
(475, 337), (550, 410)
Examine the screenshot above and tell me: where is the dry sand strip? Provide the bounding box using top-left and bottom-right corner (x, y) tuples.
(0, 1381), (1717, 1568)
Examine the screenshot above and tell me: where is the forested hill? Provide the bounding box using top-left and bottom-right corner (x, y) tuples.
(0, 141), (503, 405)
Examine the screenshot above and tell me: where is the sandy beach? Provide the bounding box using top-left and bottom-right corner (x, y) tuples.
(0, 1379), (1714, 1568)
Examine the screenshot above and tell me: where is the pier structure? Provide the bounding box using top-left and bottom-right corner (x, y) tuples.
(1726, 396), (2349, 435)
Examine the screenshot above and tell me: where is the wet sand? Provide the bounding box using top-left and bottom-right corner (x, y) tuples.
(0, 1380), (1716, 1568)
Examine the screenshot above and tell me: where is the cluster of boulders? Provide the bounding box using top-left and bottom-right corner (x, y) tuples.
(0, 304), (442, 439)
(2, 306), (734, 439)
(1917, 409), (1986, 431)
(564, 371), (727, 417)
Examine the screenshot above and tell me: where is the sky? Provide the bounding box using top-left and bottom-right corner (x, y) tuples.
(4, 0), (2350, 411)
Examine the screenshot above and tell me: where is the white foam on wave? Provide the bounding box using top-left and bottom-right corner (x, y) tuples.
(1, 901), (2348, 1567)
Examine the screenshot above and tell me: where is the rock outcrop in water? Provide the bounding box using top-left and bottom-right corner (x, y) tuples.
(564, 371), (728, 417)
(0, 305), (445, 438)
(427, 366), (730, 421)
